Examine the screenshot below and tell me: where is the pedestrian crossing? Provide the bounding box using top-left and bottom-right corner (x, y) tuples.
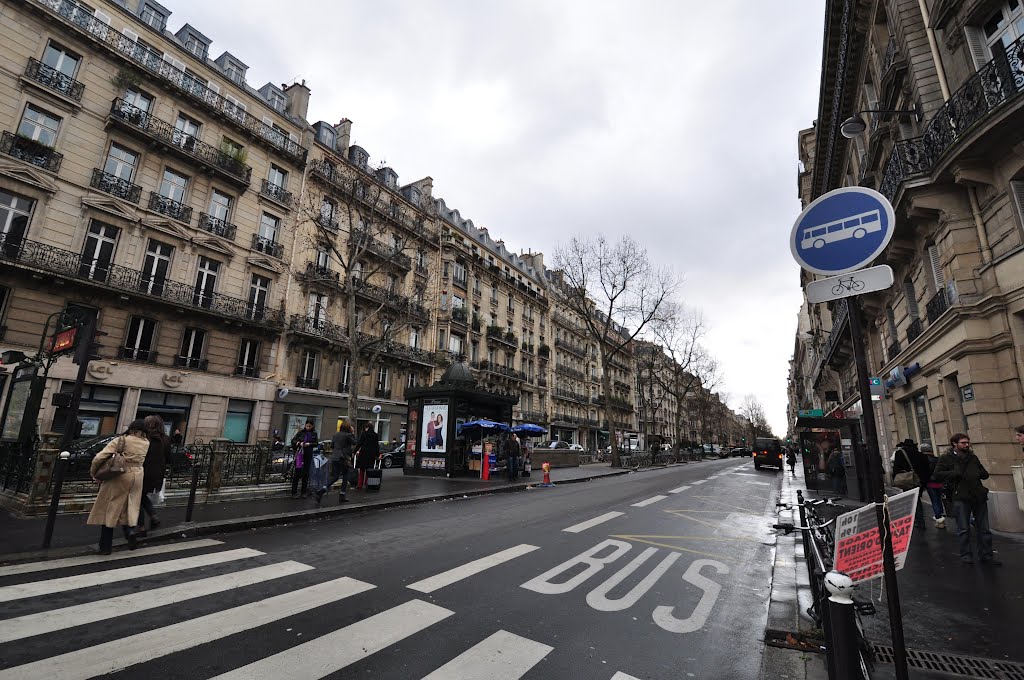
(0, 539), (640, 680)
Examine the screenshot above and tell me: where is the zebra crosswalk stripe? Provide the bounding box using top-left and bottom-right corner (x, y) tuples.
(0, 539), (224, 577)
(0, 576), (375, 680)
(209, 599), (453, 680)
(0, 548), (264, 603)
(421, 630), (553, 680)
(0, 560), (313, 644)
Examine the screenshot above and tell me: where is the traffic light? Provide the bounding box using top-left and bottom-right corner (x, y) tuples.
(72, 322), (107, 365)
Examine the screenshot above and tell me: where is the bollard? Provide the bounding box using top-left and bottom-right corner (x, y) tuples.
(536, 461), (555, 487)
(185, 461), (200, 522)
(41, 451), (70, 549)
(824, 571), (860, 680)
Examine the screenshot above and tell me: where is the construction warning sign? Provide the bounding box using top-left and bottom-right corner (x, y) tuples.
(833, 488), (919, 583)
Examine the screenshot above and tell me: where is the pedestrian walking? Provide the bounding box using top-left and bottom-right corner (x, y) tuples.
(354, 423), (379, 489)
(317, 423), (356, 505)
(290, 420), (318, 497)
(87, 419), (149, 555)
(505, 433), (521, 481)
(920, 443), (946, 528)
(932, 434), (999, 565)
(891, 438), (930, 529)
(136, 414), (169, 535)
(786, 447), (797, 475)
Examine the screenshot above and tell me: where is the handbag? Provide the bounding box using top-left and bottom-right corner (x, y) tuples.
(94, 436), (127, 481)
(892, 448), (920, 491)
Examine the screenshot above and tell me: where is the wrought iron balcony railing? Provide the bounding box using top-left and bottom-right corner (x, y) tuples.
(149, 192), (192, 223)
(28, 0), (308, 165)
(906, 318), (923, 343)
(197, 213), (237, 240)
(0, 238), (283, 327)
(296, 376), (320, 389)
(375, 387), (392, 399)
(886, 339), (902, 362)
(353, 280), (429, 320)
(350, 227), (413, 269)
(174, 356), (208, 370)
(314, 214), (339, 233)
(451, 307), (468, 324)
(251, 234), (284, 259)
(260, 179), (292, 206)
(538, 344), (550, 358)
(289, 314), (347, 344)
(235, 365), (260, 378)
(24, 57), (84, 101)
(880, 36), (901, 79)
(90, 169), (141, 203)
(110, 99), (252, 186)
(925, 288), (949, 323)
(555, 337), (587, 358)
(337, 382), (350, 393)
(1, 131), (62, 172)
(555, 363), (586, 381)
(118, 346), (158, 363)
(302, 262), (339, 282)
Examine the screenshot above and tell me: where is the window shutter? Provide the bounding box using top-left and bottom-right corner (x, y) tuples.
(927, 244), (945, 291)
(964, 26), (989, 71)
(904, 280), (919, 319)
(1011, 180), (1024, 227)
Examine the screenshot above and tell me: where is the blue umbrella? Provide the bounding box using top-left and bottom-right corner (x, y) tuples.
(457, 420), (510, 434)
(512, 423), (547, 436)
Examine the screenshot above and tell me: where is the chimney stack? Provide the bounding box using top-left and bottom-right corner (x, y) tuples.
(284, 80), (311, 121)
(334, 118), (352, 153)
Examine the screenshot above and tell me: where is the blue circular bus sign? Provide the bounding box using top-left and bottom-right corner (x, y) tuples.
(790, 187), (895, 276)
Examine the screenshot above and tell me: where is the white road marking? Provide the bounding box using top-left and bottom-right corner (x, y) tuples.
(747, 481), (771, 486)
(668, 485), (691, 494)
(652, 559), (729, 633)
(0, 548), (263, 603)
(563, 512), (625, 533)
(0, 577), (375, 680)
(631, 495), (667, 508)
(0, 561), (313, 644)
(611, 673), (642, 680)
(408, 544), (539, 593)
(691, 480), (706, 485)
(0, 539), (224, 577)
(734, 473), (758, 477)
(421, 630), (552, 679)
(210, 599), (451, 680)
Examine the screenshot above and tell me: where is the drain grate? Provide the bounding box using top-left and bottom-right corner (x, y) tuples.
(873, 645), (1024, 679)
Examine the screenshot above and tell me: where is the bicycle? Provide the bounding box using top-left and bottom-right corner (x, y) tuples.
(831, 276), (865, 296)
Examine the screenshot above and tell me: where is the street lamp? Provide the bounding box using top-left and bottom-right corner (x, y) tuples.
(839, 106), (919, 138)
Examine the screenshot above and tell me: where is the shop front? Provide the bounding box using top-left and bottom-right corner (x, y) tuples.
(404, 362), (517, 477)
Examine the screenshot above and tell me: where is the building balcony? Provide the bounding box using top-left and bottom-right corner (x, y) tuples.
(538, 344), (550, 359)
(453, 275), (467, 290)
(886, 339), (902, 362)
(521, 342), (535, 354)
(314, 214), (339, 233)
(472, 360), (525, 381)
(353, 280), (430, 321)
(251, 234), (284, 260)
(555, 337), (587, 358)
(451, 307), (468, 325)
(879, 33), (1024, 204)
(148, 192), (192, 224)
(554, 387), (587, 403)
(109, 99), (252, 188)
(520, 410), (548, 423)
(555, 363), (586, 381)
(375, 387), (393, 399)
(234, 365), (260, 378)
(906, 318), (923, 344)
(415, 263), (429, 278)
(614, 379), (631, 391)
(351, 227), (412, 269)
(0, 131), (62, 172)
(925, 288), (949, 323)
(301, 262), (339, 283)
(90, 169), (141, 203)
(537, 376), (547, 388)
(471, 316), (483, 333)
(337, 382), (350, 394)
(296, 376), (320, 390)
(0, 237), (282, 328)
(24, 57), (84, 101)
(289, 314), (347, 345)
(118, 346), (158, 363)
(486, 325), (517, 350)
(197, 213), (237, 240)
(25, 0), (308, 166)
(173, 356), (208, 370)
(260, 178), (292, 208)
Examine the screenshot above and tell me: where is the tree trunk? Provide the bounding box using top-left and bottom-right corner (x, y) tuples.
(602, 366), (617, 467)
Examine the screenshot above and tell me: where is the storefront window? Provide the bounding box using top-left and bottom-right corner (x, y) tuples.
(137, 390), (192, 438)
(223, 399), (254, 442)
(52, 383), (124, 438)
(284, 408), (323, 440)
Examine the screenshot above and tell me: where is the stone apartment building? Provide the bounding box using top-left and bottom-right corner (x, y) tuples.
(788, 0), (1024, 530)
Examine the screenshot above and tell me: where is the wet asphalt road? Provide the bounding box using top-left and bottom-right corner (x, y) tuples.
(0, 457), (785, 680)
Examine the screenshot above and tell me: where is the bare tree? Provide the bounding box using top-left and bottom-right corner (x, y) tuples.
(634, 343), (670, 450)
(553, 235), (678, 466)
(297, 156), (438, 426)
(740, 394), (772, 439)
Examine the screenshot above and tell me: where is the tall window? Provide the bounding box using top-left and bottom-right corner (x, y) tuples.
(308, 293), (328, 323)
(193, 256), (219, 307)
(490, 287), (498, 303)
(0, 190), (33, 255)
(453, 261), (467, 286)
(449, 334), (464, 355)
(300, 349), (319, 382)
(248, 274), (270, 319)
(409, 327), (420, 349)
(208, 189), (232, 222)
(237, 338), (260, 377)
(320, 199), (336, 225)
(340, 358), (351, 391)
(141, 240), (173, 295)
(18, 104), (61, 146)
(124, 316), (157, 360)
(42, 41), (81, 78)
(173, 114), (201, 147)
(268, 164), (287, 189)
(159, 168), (189, 203)
(258, 212), (279, 243)
(178, 327), (206, 368)
(315, 246), (330, 270)
(377, 366), (390, 392)
(104, 143), (138, 182)
(407, 371), (418, 389)
(80, 221), (118, 282)
(417, 250), (426, 268)
(123, 88), (152, 114)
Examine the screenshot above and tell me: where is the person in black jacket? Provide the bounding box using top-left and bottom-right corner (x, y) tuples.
(354, 423), (380, 489)
(932, 433), (999, 565)
(317, 423), (356, 505)
(137, 414), (169, 534)
(891, 439), (930, 528)
(290, 420), (319, 497)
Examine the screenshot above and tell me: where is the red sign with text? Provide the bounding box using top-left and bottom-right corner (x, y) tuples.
(833, 488), (919, 583)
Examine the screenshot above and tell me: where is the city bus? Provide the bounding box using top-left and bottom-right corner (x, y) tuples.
(800, 209), (882, 250)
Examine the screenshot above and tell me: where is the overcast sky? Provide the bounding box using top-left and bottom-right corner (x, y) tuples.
(172, 0), (824, 435)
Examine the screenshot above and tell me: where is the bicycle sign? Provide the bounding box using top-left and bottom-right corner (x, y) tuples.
(805, 264), (894, 304)
(790, 187), (895, 275)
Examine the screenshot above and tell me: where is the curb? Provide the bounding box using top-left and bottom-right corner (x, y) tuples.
(0, 467), (634, 565)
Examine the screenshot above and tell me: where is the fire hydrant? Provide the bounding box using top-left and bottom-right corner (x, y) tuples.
(541, 462), (552, 486)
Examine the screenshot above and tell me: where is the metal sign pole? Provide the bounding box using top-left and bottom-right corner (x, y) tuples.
(847, 297), (909, 679)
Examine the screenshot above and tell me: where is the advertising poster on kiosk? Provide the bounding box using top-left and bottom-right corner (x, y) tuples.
(421, 403), (449, 454)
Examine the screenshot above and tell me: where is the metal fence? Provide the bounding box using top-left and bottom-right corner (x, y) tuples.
(0, 440), (35, 494)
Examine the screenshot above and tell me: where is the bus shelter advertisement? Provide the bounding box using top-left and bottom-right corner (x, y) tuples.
(833, 488), (919, 583)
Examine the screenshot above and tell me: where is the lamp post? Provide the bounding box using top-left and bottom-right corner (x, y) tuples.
(839, 107), (919, 138)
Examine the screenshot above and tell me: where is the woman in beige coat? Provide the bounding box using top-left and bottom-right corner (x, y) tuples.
(87, 418), (149, 554)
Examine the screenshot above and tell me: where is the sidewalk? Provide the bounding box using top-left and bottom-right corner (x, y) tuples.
(0, 462), (635, 562)
(765, 468), (1024, 679)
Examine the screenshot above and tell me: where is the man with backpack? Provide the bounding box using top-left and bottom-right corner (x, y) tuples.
(932, 434), (1000, 565)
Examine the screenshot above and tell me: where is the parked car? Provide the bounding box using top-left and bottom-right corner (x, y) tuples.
(568, 443), (585, 451)
(730, 447), (750, 458)
(544, 440), (570, 449)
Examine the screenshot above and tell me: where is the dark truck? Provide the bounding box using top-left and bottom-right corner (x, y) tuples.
(753, 437), (784, 470)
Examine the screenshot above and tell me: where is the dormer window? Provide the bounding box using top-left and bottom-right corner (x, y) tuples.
(225, 63), (243, 84)
(184, 35), (207, 60)
(140, 3), (168, 32)
(316, 124), (336, 148)
(269, 91), (286, 112)
(214, 52), (248, 86)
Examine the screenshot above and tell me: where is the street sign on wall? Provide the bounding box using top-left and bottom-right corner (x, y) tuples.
(804, 264), (895, 304)
(790, 187), (896, 276)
